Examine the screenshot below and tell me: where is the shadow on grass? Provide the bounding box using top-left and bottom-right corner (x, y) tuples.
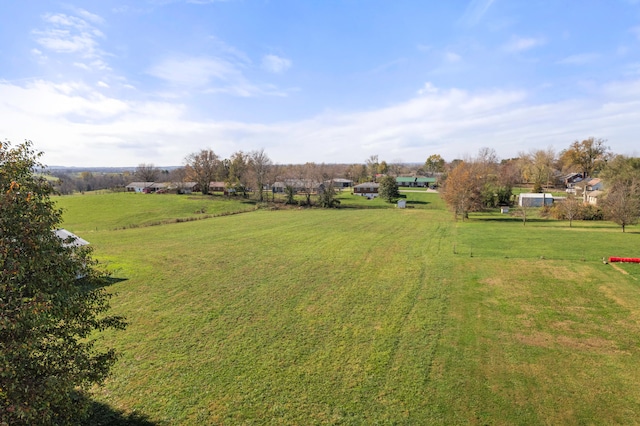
(82, 401), (157, 426)
(406, 200), (429, 205)
(102, 276), (129, 286)
(87, 276), (129, 290)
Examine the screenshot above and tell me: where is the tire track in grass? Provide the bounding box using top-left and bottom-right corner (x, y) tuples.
(355, 217), (454, 420)
(385, 222), (452, 406)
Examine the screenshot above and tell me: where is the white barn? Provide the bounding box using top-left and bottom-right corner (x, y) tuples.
(518, 193), (554, 207)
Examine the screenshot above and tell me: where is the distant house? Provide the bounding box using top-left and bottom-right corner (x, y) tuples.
(272, 179), (321, 194)
(209, 181), (226, 192)
(518, 193), (554, 207)
(586, 178), (603, 191)
(353, 182), (379, 198)
(149, 182), (168, 193)
(330, 178), (354, 188)
(126, 182), (154, 193)
(396, 176), (436, 188)
(175, 182), (199, 194)
(54, 229), (89, 247)
(563, 173), (583, 187)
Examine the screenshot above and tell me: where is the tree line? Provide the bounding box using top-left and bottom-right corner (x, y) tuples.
(438, 138), (640, 231)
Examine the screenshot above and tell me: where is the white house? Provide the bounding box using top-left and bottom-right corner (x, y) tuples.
(125, 182), (154, 193)
(518, 193), (554, 207)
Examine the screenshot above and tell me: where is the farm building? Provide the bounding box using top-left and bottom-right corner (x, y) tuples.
(396, 176), (436, 188)
(518, 193), (554, 207)
(353, 182), (379, 198)
(126, 182), (154, 193)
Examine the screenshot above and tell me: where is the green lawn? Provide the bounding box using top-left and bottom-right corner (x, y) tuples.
(56, 192), (640, 425)
(56, 192), (257, 233)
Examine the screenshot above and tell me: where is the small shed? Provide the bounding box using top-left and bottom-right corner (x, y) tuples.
(518, 193), (554, 207)
(397, 199), (406, 208)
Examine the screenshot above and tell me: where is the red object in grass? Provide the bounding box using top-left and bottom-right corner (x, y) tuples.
(609, 257), (640, 263)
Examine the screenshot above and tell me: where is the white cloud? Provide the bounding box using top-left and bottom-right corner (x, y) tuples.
(32, 11), (108, 72)
(3, 75), (640, 167)
(417, 82), (439, 95)
(557, 53), (600, 65)
(261, 54), (292, 73)
(148, 55), (288, 97)
(503, 36), (545, 53)
(148, 56), (238, 87)
(73, 8), (106, 25)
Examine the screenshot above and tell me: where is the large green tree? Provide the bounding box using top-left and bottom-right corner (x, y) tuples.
(0, 141), (126, 425)
(424, 154), (445, 176)
(378, 175), (400, 203)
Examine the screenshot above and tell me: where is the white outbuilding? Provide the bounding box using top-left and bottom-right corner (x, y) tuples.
(518, 193), (554, 207)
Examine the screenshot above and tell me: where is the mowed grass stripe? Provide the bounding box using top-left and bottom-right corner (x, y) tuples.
(87, 208), (454, 424)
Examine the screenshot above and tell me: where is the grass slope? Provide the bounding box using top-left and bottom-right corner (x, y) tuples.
(56, 192), (256, 233)
(57, 192), (640, 424)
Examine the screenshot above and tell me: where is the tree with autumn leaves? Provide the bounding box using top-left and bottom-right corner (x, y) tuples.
(1, 141), (125, 424)
(440, 160), (484, 220)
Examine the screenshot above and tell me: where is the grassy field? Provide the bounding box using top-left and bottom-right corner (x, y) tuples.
(56, 192), (640, 425)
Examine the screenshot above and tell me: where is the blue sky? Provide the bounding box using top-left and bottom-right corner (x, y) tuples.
(2, 0), (640, 167)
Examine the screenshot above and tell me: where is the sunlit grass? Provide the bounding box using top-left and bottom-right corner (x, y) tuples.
(57, 191), (640, 424)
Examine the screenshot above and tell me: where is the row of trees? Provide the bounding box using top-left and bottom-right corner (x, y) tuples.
(439, 138), (640, 231)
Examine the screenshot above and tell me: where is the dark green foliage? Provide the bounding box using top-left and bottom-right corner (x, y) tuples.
(378, 175), (400, 203)
(481, 183), (513, 207)
(0, 141), (126, 425)
(317, 182), (340, 208)
(284, 185), (296, 205)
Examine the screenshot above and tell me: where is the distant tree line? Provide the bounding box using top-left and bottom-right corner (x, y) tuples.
(438, 137), (640, 231)
(48, 136), (640, 225)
